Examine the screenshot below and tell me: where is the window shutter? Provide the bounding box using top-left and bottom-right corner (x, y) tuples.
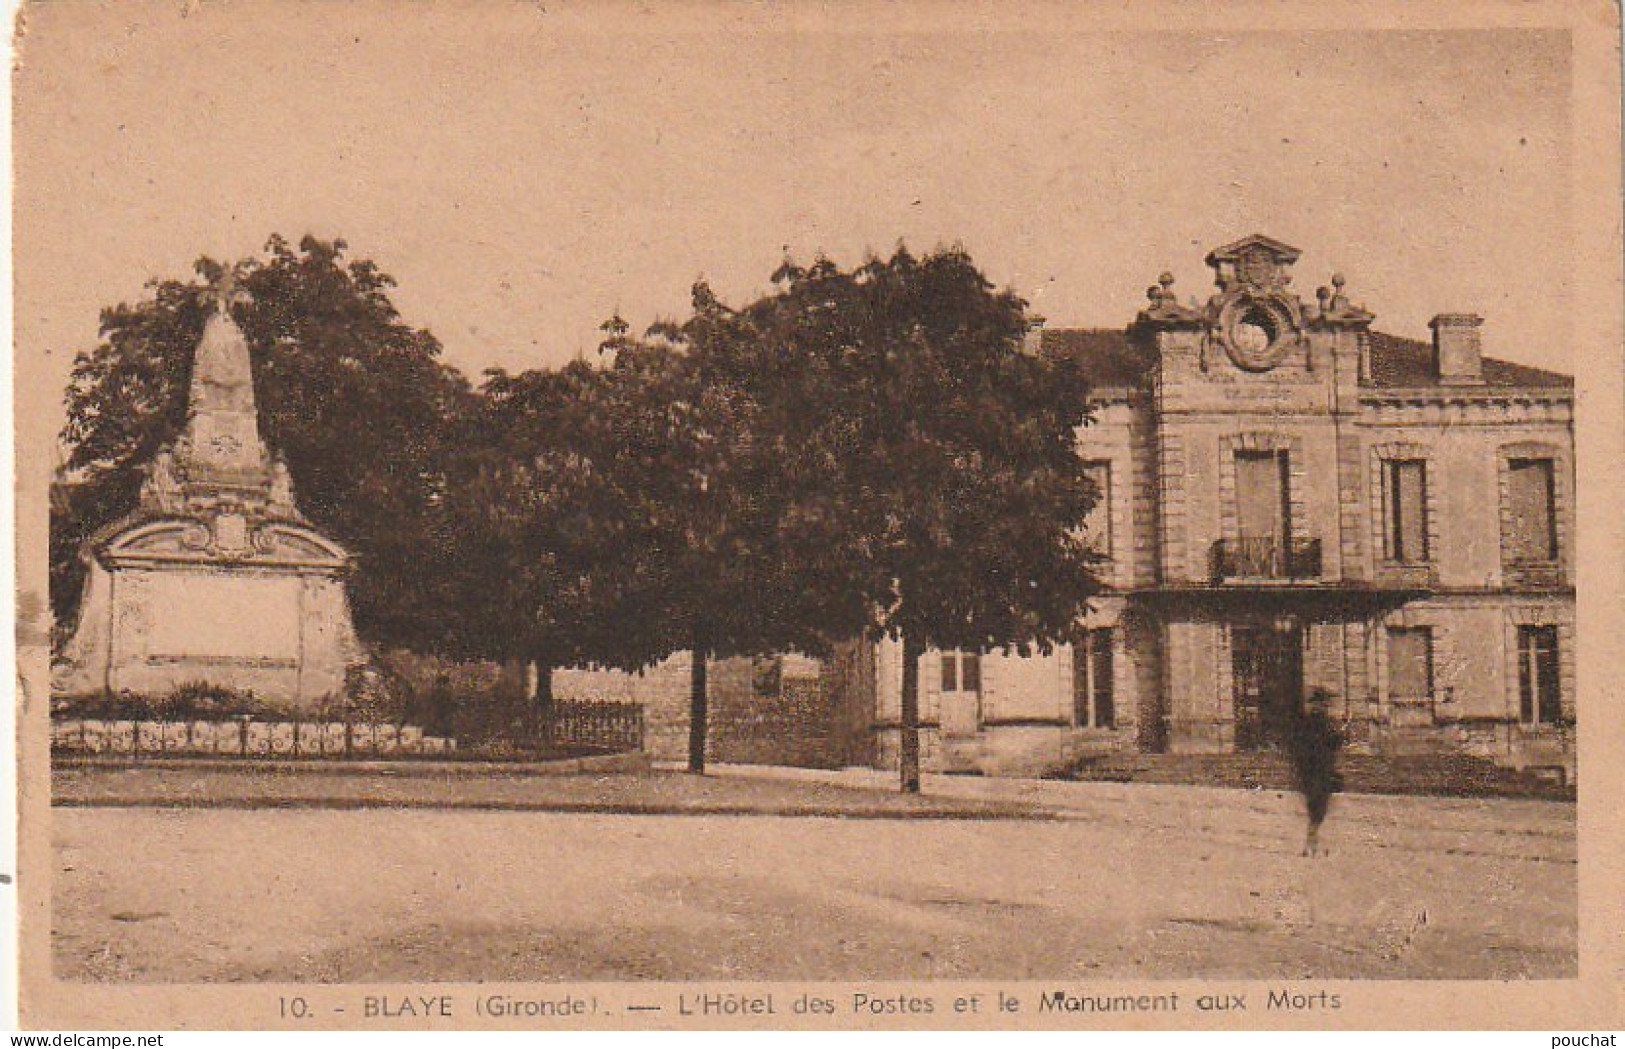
(1389, 461), (1427, 562)
(1386, 628), (1432, 701)
(1507, 459), (1558, 561)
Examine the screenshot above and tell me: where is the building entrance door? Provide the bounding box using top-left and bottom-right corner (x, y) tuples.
(936, 649), (983, 772)
(940, 692), (980, 738)
(1231, 624), (1303, 750)
(938, 650), (982, 738)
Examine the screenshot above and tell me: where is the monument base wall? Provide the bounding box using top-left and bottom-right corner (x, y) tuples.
(56, 558), (360, 713)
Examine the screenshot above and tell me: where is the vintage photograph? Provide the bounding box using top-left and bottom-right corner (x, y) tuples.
(14, 0), (1621, 1030)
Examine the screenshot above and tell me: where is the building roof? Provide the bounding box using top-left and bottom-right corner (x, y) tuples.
(1040, 327), (1573, 391)
(1363, 331), (1572, 390)
(1038, 328), (1155, 386)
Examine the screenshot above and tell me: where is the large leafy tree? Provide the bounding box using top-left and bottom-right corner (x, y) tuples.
(590, 251), (1100, 780)
(431, 306), (815, 769)
(52, 235), (473, 650)
(759, 246), (1104, 792)
(597, 290), (873, 772)
(429, 346), (681, 716)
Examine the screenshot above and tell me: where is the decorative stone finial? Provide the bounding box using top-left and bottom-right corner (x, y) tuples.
(1146, 272), (1178, 306)
(139, 446), (184, 513)
(1133, 269), (1203, 330)
(1307, 270), (1374, 331)
(268, 459), (297, 516)
(1328, 273), (1349, 311)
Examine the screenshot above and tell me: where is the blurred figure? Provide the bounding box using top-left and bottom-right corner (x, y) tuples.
(1281, 689), (1345, 857)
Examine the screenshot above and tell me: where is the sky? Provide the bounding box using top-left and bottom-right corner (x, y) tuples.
(15, 3), (1573, 412)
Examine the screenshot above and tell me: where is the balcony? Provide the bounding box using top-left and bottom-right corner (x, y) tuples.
(1373, 561), (1439, 589)
(1503, 557), (1566, 590)
(1210, 536), (1322, 583)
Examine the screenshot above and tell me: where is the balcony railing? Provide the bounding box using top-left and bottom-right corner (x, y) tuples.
(1210, 536), (1322, 582)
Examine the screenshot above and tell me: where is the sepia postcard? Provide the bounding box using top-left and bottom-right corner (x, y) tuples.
(12, 0), (1625, 1032)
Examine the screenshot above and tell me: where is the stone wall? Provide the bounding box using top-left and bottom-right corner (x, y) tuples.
(867, 626), (1143, 775)
(705, 655), (852, 768)
(553, 650), (862, 768)
(554, 654), (693, 761)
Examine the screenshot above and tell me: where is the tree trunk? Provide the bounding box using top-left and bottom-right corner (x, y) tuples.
(532, 658), (554, 747)
(899, 633), (922, 794)
(687, 643), (709, 775)
(498, 656), (535, 746)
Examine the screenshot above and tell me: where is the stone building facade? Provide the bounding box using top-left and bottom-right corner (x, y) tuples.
(868, 234), (1576, 780)
(53, 296), (364, 710)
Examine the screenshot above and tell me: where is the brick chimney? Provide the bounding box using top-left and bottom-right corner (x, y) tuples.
(1429, 313), (1485, 384)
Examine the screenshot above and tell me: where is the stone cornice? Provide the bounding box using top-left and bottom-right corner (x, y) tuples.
(1359, 389), (1572, 426)
(1360, 386), (1572, 405)
(95, 515), (352, 575)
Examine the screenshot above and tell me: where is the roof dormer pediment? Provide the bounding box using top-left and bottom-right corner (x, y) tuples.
(1205, 234), (1302, 299)
(1204, 233), (1302, 269)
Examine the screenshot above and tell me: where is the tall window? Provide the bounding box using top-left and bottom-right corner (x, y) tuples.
(1506, 458), (1558, 562)
(1517, 625), (1562, 725)
(941, 650), (981, 695)
(1235, 450), (1291, 540)
(1081, 461), (1112, 558)
(1072, 629), (1115, 728)
(1386, 627), (1434, 703)
(1385, 460), (1429, 563)
(1230, 448), (1293, 578)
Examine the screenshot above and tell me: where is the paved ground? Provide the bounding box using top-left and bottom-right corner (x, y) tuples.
(52, 765), (1576, 983)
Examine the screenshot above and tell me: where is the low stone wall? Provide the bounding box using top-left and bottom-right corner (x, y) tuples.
(554, 650), (871, 768)
(51, 718), (456, 758)
(1365, 717), (1577, 779)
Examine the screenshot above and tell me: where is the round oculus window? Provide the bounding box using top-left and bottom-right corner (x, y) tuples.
(1222, 303), (1292, 371)
(1232, 315), (1273, 355)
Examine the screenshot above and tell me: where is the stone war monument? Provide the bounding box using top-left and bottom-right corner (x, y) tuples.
(54, 278), (364, 710)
